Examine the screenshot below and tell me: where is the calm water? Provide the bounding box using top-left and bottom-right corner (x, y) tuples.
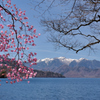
(0, 78), (100, 100)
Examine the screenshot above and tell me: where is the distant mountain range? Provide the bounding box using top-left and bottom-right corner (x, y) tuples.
(24, 57), (100, 78)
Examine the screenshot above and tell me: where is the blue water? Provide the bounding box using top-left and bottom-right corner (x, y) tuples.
(0, 78), (100, 100)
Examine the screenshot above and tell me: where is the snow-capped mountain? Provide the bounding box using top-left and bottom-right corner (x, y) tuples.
(24, 57), (100, 78)
(25, 57), (100, 70)
(37, 57), (87, 65)
(37, 58), (54, 64)
(29, 57), (100, 70)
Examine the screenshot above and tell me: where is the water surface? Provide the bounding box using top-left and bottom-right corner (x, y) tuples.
(0, 78), (100, 100)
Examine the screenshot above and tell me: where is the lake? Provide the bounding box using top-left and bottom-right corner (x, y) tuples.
(0, 78), (100, 100)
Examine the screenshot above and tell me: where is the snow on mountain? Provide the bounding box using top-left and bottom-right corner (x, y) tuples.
(55, 57), (76, 65)
(37, 57), (87, 65)
(75, 58), (88, 62)
(37, 58), (54, 64)
(24, 57), (100, 78)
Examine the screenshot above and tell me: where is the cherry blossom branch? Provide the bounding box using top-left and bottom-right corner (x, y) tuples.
(0, 0), (40, 84)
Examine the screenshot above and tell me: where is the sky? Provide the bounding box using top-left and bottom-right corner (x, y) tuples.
(3, 0), (100, 61)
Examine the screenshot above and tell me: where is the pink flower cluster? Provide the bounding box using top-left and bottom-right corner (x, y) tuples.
(0, 0), (40, 84)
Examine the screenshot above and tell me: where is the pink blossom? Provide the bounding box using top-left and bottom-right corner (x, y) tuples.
(14, 4), (16, 6)
(26, 47), (29, 50)
(24, 17), (28, 19)
(0, 0), (39, 85)
(18, 14), (21, 17)
(15, 11), (18, 15)
(33, 72), (37, 77)
(1, 30), (3, 33)
(18, 68), (22, 73)
(38, 33), (41, 36)
(23, 12), (25, 15)
(10, 81), (13, 84)
(34, 53), (37, 55)
(20, 17), (22, 20)
(21, 53), (23, 55)
(33, 29), (36, 33)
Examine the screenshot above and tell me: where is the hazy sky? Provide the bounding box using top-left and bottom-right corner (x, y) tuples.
(5, 0), (100, 61)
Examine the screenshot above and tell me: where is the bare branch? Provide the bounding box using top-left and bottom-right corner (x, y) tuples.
(32, 0), (100, 53)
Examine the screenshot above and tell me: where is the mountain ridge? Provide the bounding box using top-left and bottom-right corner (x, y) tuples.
(37, 57), (88, 65)
(24, 57), (100, 78)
